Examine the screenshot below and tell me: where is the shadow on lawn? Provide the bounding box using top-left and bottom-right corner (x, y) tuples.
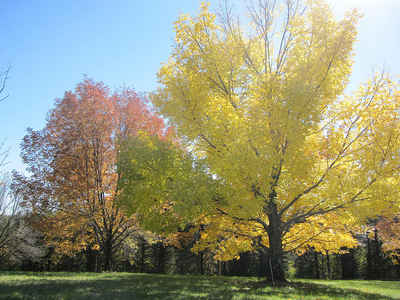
(1, 274), (226, 300)
(288, 281), (395, 300)
(0, 273), (396, 300)
(235, 279), (397, 300)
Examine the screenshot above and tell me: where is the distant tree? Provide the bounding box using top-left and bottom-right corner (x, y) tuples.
(0, 137), (22, 262)
(13, 79), (170, 271)
(0, 67), (19, 263)
(376, 216), (400, 263)
(1, 217), (46, 270)
(0, 175), (21, 259)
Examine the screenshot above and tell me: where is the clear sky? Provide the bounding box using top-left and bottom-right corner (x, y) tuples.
(1, 0), (399, 174)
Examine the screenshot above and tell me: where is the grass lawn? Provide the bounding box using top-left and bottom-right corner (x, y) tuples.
(298, 279), (400, 299)
(0, 272), (399, 300)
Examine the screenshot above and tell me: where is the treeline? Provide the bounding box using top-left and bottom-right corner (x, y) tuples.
(1, 215), (399, 281)
(295, 243), (400, 280)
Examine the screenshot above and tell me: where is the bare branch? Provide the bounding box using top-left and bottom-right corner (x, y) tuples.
(216, 206), (269, 232)
(0, 66), (10, 103)
(282, 179), (376, 234)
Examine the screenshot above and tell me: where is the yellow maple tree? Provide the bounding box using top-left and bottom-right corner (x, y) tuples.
(151, 0), (400, 282)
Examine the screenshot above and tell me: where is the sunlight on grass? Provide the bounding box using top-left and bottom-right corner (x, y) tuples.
(301, 279), (400, 299)
(0, 272), (399, 300)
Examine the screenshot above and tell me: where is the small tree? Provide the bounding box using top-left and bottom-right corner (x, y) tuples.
(0, 139), (19, 256)
(0, 175), (21, 258)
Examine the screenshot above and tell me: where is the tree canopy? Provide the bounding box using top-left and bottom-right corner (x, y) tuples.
(148, 0), (400, 283)
(13, 79), (170, 270)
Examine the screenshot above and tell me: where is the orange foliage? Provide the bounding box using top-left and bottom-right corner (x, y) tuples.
(377, 216), (400, 262)
(14, 79), (170, 269)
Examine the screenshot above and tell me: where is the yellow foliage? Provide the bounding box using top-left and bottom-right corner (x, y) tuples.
(152, 0), (399, 264)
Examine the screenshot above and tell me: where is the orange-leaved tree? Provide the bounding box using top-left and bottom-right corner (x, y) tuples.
(376, 216), (400, 263)
(13, 79), (170, 271)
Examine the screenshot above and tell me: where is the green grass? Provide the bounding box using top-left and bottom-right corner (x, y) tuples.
(0, 272), (399, 300)
(298, 279), (400, 299)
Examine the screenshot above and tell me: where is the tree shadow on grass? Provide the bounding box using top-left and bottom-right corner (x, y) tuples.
(0, 271), (81, 277)
(240, 280), (397, 300)
(0, 274), (240, 300)
(0, 274), (397, 300)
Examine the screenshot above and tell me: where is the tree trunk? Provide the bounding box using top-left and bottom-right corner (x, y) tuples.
(366, 234), (373, 279)
(314, 251), (320, 279)
(374, 227), (382, 279)
(85, 247), (97, 272)
(199, 251), (204, 275)
(139, 236), (146, 273)
(326, 251), (331, 279)
(157, 242), (166, 273)
(103, 237), (113, 271)
(266, 201), (286, 284)
(341, 249), (356, 279)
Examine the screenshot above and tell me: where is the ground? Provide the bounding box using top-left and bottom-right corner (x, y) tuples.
(0, 272), (399, 300)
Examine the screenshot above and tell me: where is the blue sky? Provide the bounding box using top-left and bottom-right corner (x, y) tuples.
(1, 0), (399, 174)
